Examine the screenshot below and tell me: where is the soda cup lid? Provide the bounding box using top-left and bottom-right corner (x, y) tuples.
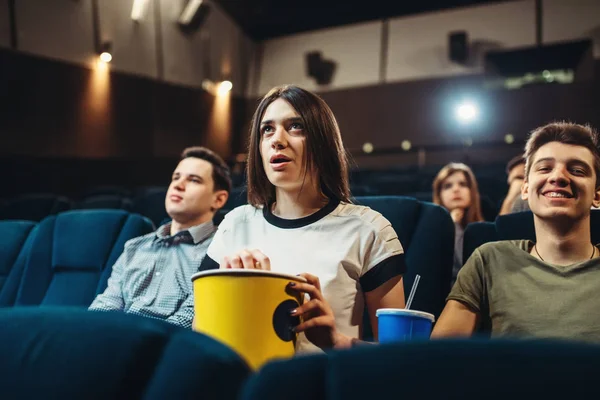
(376, 308), (435, 322)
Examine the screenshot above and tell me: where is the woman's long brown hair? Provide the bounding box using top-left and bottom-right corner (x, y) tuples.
(246, 85), (351, 207)
(432, 163), (484, 226)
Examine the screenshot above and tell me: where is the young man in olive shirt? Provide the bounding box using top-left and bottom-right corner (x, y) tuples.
(432, 122), (600, 342)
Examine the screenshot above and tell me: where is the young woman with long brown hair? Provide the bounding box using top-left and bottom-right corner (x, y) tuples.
(433, 163), (484, 284)
(200, 85), (406, 352)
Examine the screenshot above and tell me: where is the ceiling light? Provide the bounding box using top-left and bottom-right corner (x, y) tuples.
(179, 0), (204, 25)
(99, 52), (112, 63)
(131, 0), (149, 22)
(98, 41), (112, 63)
(217, 80), (233, 95)
(455, 102), (478, 124)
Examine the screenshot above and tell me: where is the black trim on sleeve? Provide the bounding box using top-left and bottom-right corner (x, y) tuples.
(198, 255), (220, 272)
(360, 254), (406, 292)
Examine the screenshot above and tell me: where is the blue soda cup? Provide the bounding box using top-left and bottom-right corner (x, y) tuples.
(376, 308), (435, 343)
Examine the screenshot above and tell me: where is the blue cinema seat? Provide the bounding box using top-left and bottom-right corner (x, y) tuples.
(241, 339), (600, 400)
(0, 194), (71, 221)
(402, 191), (433, 202)
(132, 187), (168, 228)
(76, 194), (133, 211)
(224, 186), (248, 211)
(0, 307), (249, 399)
(0, 220), (37, 306)
(13, 210), (154, 307)
(368, 175), (421, 196)
(463, 210), (600, 263)
(82, 185), (132, 198)
(354, 196), (455, 321)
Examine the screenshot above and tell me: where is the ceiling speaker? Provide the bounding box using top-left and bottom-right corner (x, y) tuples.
(449, 31), (469, 65)
(305, 51), (336, 86)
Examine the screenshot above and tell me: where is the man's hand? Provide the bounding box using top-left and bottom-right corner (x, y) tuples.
(499, 178), (524, 215)
(507, 178), (524, 200)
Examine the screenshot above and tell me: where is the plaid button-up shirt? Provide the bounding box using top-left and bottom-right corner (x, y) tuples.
(89, 221), (216, 328)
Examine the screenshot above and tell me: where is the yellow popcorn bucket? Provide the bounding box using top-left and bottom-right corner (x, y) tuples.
(191, 269), (305, 370)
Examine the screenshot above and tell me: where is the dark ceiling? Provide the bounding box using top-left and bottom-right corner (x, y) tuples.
(213, 0), (516, 41)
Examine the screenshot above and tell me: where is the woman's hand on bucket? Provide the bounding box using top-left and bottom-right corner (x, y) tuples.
(220, 249), (271, 270)
(289, 273), (353, 350)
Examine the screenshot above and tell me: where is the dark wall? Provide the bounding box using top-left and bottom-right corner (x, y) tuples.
(2, 46), (599, 197)
(0, 157), (177, 199)
(0, 49), (247, 197)
(242, 62), (600, 169)
(320, 69), (600, 168)
(0, 48), (246, 159)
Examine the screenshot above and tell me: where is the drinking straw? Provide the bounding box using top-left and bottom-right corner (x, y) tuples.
(405, 274), (421, 310)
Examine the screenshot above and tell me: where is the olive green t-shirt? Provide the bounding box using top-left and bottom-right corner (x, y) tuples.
(448, 240), (600, 342)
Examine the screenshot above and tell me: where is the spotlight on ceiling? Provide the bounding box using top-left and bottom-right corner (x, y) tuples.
(202, 79), (233, 96)
(99, 52), (112, 63)
(455, 101), (478, 124)
(178, 0), (210, 34)
(202, 79), (215, 92)
(98, 41), (112, 63)
(131, 0), (149, 22)
(217, 80), (233, 95)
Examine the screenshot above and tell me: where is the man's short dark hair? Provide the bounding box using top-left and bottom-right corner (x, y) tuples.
(181, 147), (232, 193)
(524, 122), (600, 186)
(506, 154), (525, 175)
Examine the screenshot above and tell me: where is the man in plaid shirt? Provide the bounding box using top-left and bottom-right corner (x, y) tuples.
(89, 147), (231, 328)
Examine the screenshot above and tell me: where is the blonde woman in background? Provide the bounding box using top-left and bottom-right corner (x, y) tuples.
(433, 163), (484, 285)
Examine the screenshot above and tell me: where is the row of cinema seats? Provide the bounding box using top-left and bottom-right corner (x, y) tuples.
(4, 191), (598, 313)
(4, 192), (596, 316)
(0, 160), (510, 226)
(0, 197), (455, 322)
(0, 196), (456, 397)
(0, 186), (236, 229)
(227, 185), (502, 221)
(5, 308), (600, 399)
(464, 210), (600, 262)
(0, 188), (170, 227)
(0, 210), (155, 307)
(349, 165), (508, 220)
(3, 198), (600, 397)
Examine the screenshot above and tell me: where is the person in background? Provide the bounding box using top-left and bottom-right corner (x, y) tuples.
(433, 163), (484, 284)
(89, 147), (231, 328)
(499, 154), (530, 215)
(432, 122), (600, 342)
(199, 85), (406, 352)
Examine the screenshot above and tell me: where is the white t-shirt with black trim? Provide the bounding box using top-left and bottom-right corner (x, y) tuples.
(199, 198), (406, 353)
